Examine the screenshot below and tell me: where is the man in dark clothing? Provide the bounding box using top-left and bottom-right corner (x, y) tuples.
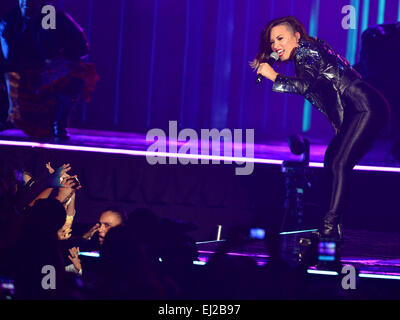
(0, 0), (97, 140)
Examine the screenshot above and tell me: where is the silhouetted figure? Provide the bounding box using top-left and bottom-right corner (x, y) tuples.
(354, 23), (400, 161)
(0, 0), (98, 140)
(206, 225), (260, 299)
(97, 225), (168, 300)
(124, 208), (198, 299)
(13, 198), (75, 299)
(258, 226), (300, 299)
(0, 160), (71, 277)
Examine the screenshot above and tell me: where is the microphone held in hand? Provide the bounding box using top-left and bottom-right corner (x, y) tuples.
(256, 51), (279, 84)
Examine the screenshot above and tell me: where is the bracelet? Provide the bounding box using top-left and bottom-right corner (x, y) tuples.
(26, 178), (35, 188)
(61, 191), (75, 205)
(65, 213), (75, 225)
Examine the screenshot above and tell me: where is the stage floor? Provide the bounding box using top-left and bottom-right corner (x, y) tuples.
(0, 127), (399, 169)
(196, 228), (400, 280)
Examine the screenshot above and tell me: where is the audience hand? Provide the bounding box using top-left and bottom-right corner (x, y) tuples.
(51, 163), (72, 187)
(82, 223), (100, 240)
(68, 247), (82, 272)
(45, 162), (55, 174)
(56, 176), (77, 204)
(57, 224), (72, 240)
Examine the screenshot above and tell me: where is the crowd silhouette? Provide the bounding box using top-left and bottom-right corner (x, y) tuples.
(0, 159), (398, 300)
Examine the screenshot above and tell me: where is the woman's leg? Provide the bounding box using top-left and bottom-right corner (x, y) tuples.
(322, 82), (389, 238)
(53, 77), (85, 140)
(323, 112), (372, 236)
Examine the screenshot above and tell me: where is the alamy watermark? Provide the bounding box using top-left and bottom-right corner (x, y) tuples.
(41, 5), (56, 30)
(41, 265), (56, 290)
(342, 5), (357, 30)
(341, 264), (357, 290)
(145, 121), (255, 175)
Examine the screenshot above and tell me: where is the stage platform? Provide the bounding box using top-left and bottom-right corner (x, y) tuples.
(196, 228), (400, 272)
(193, 228), (400, 299)
(0, 127), (399, 169)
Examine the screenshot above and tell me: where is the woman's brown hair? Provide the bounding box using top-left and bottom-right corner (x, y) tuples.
(251, 16), (313, 69)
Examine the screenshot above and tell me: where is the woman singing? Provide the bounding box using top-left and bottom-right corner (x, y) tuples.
(253, 16), (390, 240)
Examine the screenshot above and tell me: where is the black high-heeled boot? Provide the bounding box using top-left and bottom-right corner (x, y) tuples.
(51, 78), (85, 142)
(52, 120), (70, 141)
(52, 94), (74, 141)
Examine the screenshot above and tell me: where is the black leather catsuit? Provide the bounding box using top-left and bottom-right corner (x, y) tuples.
(273, 38), (390, 237)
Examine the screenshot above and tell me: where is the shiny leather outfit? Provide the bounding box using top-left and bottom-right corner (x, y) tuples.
(273, 38), (390, 239)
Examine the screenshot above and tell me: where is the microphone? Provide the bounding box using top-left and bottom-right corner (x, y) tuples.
(256, 51), (279, 84)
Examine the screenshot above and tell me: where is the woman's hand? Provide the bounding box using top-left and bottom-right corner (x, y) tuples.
(60, 175), (79, 189)
(56, 176), (76, 204)
(82, 223), (100, 240)
(68, 247), (82, 272)
(57, 224), (72, 240)
(50, 163), (72, 187)
(257, 63), (278, 82)
(45, 162), (55, 174)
